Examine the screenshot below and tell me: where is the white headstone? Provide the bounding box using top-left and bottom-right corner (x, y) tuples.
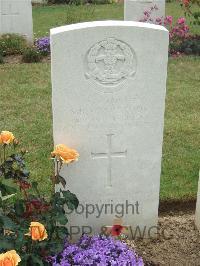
(195, 171), (200, 231)
(0, 0), (33, 43)
(124, 0), (165, 23)
(32, 0), (46, 3)
(51, 21), (169, 239)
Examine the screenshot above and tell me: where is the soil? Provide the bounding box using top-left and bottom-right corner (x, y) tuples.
(3, 54), (51, 64)
(129, 212), (200, 266)
(3, 55), (22, 64)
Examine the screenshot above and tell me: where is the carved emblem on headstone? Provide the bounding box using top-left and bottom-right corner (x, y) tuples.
(85, 38), (137, 86)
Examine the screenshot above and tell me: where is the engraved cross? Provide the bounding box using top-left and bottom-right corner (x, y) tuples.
(91, 134), (127, 187)
(1, 4), (19, 32)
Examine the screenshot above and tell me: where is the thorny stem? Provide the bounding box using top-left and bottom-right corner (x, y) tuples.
(22, 187), (29, 201)
(3, 145), (6, 162)
(52, 159), (59, 196)
(29, 240), (34, 254)
(0, 146), (2, 165)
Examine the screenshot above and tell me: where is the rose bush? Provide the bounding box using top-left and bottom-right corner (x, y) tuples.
(0, 131), (15, 145)
(0, 130), (79, 265)
(51, 144), (79, 164)
(0, 250), (21, 266)
(139, 6), (192, 56)
(180, 0), (200, 26)
(25, 222), (48, 242)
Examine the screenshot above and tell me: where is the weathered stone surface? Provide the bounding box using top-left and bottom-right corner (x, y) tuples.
(0, 0), (33, 42)
(124, 0), (165, 23)
(51, 21), (169, 239)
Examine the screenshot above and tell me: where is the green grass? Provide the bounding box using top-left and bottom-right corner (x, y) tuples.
(161, 57), (200, 200)
(33, 2), (200, 38)
(0, 3), (199, 201)
(0, 57), (199, 201)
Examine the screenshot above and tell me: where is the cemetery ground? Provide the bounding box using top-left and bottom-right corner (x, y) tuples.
(32, 2), (200, 38)
(0, 2), (200, 265)
(0, 51), (199, 266)
(0, 57), (199, 201)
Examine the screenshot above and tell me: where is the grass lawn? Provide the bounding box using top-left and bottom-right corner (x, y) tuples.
(0, 57), (199, 201)
(33, 2), (200, 38)
(0, 3), (200, 201)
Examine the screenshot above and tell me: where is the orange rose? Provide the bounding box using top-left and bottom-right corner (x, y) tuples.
(25, 222), (48, 241)
(0, 131), (15, 145)
(0, 250), (21, 266)
(51, 144), (79, 164)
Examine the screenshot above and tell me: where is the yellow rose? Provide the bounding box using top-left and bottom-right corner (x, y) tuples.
(0, 131), (15, 145)
(51, 144), (79, 164)
(26, 222), (48, 241)
(0, 250), (21, 266)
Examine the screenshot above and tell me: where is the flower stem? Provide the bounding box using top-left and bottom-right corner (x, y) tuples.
(3, 145), (6, 162)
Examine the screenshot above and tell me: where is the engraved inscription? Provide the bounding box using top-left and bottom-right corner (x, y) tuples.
(85, 38), (137, 86)
(91, 134), (127, 187)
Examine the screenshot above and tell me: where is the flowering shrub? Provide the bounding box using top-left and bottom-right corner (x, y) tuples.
(0, 130), (79, 265)
(22, 47), (42, 63)
(167, 17), (190, 55)
(180, 0), (200, 26)
(51, 235), (144, 265)
(140, 6), (191, 56)
(47, 0), (114, 4)
(179, 34), (200, 55)
(0, 34), (27, 56)
(35, 37), (50, 56)
(0, 250), (21, 265)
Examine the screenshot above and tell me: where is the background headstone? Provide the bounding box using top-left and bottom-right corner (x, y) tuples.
(0, 0), (33, 43)
(51, 21), (169, 239)
(124, 0), (165, 22)
(195, 171), (200, 231)
(32, 0), (46, 3)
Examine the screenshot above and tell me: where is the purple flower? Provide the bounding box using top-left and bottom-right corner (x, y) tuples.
(35, 37), (50, 55)
(51, 235), (144, 265)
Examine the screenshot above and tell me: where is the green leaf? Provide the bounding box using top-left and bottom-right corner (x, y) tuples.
(21, 254), (44, 266)
(55, 213), (68, 225)
(0, 182), (17, 196)
(0, 238), (14, 250)
(31, 181), (40, 196)
(62, 190), (79, 210)
(56, 226), (68, 239)
(0, 214), (18, 230)
(48, 241), (64, 254)
(15, 229), (25, 247)
(31, 255), (44, 266)
(14, 200), (25, 216)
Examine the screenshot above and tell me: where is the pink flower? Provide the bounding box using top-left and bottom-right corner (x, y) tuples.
(155, 17), (162, 25)
(177, 17), (186, 25)
(164, 16), (173, 25)
(144, 11), (150, 17)
(183, 0), (190, 7)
